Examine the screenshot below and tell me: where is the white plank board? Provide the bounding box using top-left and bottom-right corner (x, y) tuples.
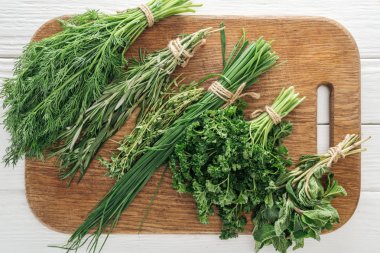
(1, 0), (380, 58)
(0, 189), (378, 253)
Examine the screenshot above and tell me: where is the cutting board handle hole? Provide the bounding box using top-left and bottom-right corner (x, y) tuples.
(317, 83), (333, 153)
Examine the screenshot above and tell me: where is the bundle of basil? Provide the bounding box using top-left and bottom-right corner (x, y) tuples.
(1, 0), (200, 165)
(61, 32), (279, 252)
(169, 87), (304, 239)
(52, 27), (211, 183)
(253, 134), (369, 253)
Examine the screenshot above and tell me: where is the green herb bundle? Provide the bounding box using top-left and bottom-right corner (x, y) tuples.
(61, 33), (279, 252)
(169, 87), (304, 239)
(101, 82), (204, 179)
(1, 0), (199, 165)
(253, 134), (369, 253)
(52, 28), (211, 183)
(249, 87), (305, 147)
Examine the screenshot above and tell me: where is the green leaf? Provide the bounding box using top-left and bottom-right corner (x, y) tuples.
(301, 204), (339, 228)
(324, 174), (347, 200)
(206, 180), (221, 193)
(253, 224), (277, 243)
(274, 198), (292, 236)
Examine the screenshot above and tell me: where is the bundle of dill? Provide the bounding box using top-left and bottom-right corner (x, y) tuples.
(52, 28), (211, 183)
(61, 31), (279, 252)
(1, 0), (199, 165)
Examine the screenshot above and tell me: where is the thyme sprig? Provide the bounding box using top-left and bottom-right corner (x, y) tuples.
(61, 32), (279, 252)
(101, 83), (205, 180)
(1, 0), (199, 165)
(52, 28), (211, 183)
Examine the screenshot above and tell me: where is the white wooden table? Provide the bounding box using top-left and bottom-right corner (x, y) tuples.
(0, 1), (379, 252)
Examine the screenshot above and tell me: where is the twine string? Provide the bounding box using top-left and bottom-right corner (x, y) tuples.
(208, 82), (260, 108)
(139, 4), (155, 27)
(168, 38), (206, 67)
(326, 134), (350, 167)
(250, 106), (282, 125)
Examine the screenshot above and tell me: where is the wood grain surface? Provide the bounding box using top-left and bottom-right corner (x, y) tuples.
(25, 16), (360, 234)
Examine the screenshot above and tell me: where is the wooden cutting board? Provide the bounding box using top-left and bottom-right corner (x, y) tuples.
(25, 16), (360, 234)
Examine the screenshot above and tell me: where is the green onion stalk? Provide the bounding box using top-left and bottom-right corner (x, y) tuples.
(60, 32), (279, 252)
(1, 0), (200, 165)
(52, 28), (212, 183)
(100, 83), (205, 180)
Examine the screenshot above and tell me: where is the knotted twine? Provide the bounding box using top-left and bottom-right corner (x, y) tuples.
(208, 82), (260, 109)
(168, 38), (207, 67)
(325, 134), (369, 167)
(250, 106), (282, 125)
(139, 4), (155, 27)
(326, 135), (348, 167)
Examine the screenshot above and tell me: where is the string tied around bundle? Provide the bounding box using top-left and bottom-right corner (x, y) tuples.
(250, 106), (282, 125)
(326, 134), (350, 167)
(168, 38), (207, 67)
(139, 4), (155, 27)
(208, 82), (260, 109)
(325, 134), (371, 167)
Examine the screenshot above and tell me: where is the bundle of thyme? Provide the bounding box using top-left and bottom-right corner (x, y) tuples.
(1, 0), (199, 165)
(52, 28), (211, 183)
(253, 134), (369, 253)
(101, 83), (204, 180)
(61, 32), (279, 252)
(169, 87), (304, 239)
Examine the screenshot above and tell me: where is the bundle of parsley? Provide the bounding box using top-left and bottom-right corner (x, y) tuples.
(1, 0), (199, 165)
(61, 33), (279, 252)
(52, 28), (211, 183)
(169, 87), (304, 239)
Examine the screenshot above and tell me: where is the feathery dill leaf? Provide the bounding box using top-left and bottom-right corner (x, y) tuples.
(1, 0), (200, 165)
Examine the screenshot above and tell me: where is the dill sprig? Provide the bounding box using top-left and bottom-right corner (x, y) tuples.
(60, 32), (279, 252)
(1, 0), (200, 165)
(52, 28), (211, 183)
(100, 83), (205, 180)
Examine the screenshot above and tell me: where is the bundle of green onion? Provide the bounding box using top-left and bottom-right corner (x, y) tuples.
(1, 0), (199, 165)
(52, 28), (211, 183)
(61, 32), (279, 252)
